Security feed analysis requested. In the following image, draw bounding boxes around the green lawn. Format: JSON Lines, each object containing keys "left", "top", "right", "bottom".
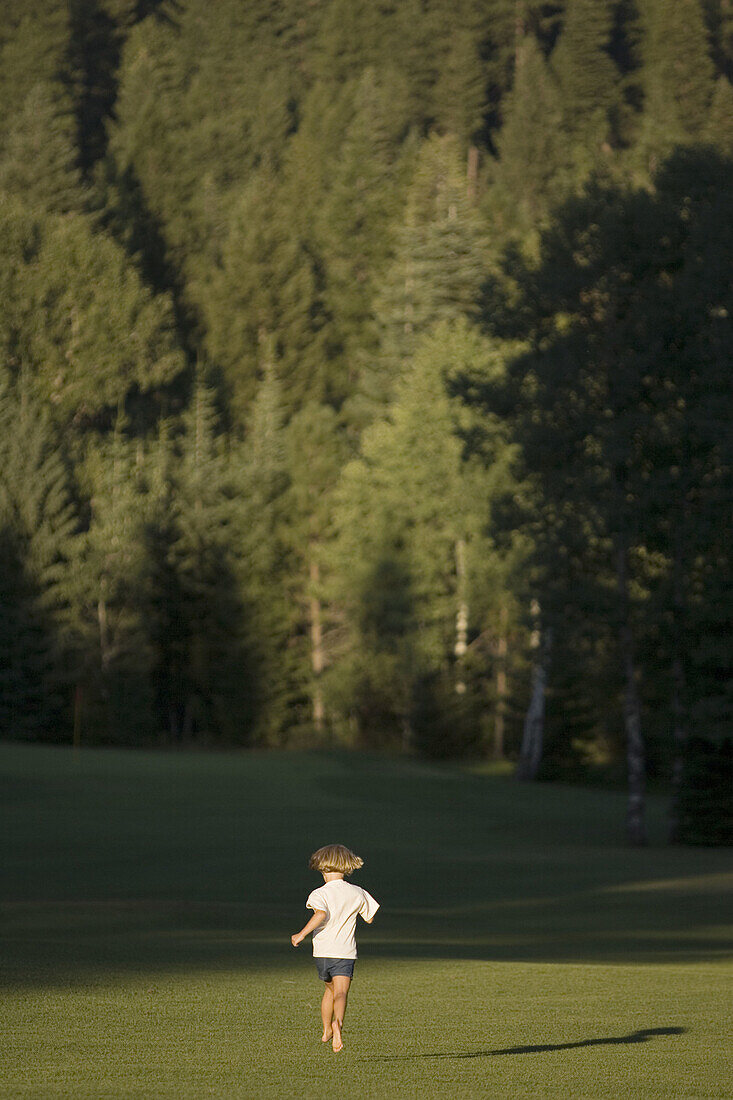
{"left": 1, "top": 743, "right": 731, "bottom": 1098}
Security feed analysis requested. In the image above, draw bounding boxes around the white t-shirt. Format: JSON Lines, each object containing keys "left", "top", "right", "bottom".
{"left": 306, "top": 879, "right": 380, "bottom": 959}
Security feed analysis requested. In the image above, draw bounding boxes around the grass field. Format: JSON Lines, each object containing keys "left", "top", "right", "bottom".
{"left": 1, "top": 743, "right": 732, "bottom": 1098}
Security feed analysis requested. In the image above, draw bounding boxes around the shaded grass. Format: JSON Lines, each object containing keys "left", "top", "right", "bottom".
{"left": 1, "top": 743, "right": 732, "bottom": 1098}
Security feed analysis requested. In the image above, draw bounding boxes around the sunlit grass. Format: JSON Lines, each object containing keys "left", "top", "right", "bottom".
{"left": 2, "top": 743, "right": 731, "bottom": 1098}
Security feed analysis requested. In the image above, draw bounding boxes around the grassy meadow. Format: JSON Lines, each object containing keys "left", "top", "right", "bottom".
{"left": 1, "top": 743, "right": 731, "bottom": 1098}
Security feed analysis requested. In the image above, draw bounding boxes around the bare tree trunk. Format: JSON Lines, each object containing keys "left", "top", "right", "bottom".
{"left": 454, "top": 539, "right": 468, "bottom": 694}
{"left": 517, "top": 600, "right": 550, "bottom": 780}
{"left": 309, "top": 557, "right": 324, "bottom": 734}
{"left": 494, "top": 604, "right": 508, "bottom": 759}
{"left": 467, "top": 145, "right": 479, "bottom": 202}
{"left": 616, "top": 542, "right": 647, "bottom": 846}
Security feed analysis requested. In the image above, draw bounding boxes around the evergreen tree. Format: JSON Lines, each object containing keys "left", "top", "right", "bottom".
{"left": 0, "top": 0, "right": 729, "bottom": 767}
{"left": 550, "top": 0, "right": 619, "bottom": 176}
{"left": 284, "top": 401, "right": 350, "bottom": 741}
{"left": 146, "top": 380, "right": 255, "bottom": 743}
{"left": 0, "top": 82, "right": 86, "bottom": 214}
{"left": 0, "top": 369, "right": 78, "bottom": 739}
{"left": 62, "top": 424, "right": 155, "bottom": 743}
{"left": 333, "top": 320, "right": 517, "bottom": 754}
{"left": 0, "top": 200, "right": 183, "bottom": 426}
{"left": 0, "top": 5, "right": 87, "bottom": 214}
{"left": 201, "top": 168, "right": 330, "bottom": 421}
{"left": 707, "top": 76, "right": 733, "bottom": 154}
{"left": 0, "top": 528, "right": 65, "bottom": 740}
{"left": 231, "top": 354, "right": 298, "bottom": 745}
{"left": 432, "top": 27, "right": 488, "bottom": 147}
{"left": 68, "top": 0, "right": 138, "bottom": 173}
{"left": 485, "top": 34, "right": 567, "bottom": 248}
{"left": 0, "top": 6, "right": 73, "bottom": 127}
{"left": 315, "top": 69, "right": 403, "bottom": 379}
{"left": 635, "top": 0, "right": 716, "bottom": 176}
{"left": 362, "top": 134, "right": 486, "bottom": 421}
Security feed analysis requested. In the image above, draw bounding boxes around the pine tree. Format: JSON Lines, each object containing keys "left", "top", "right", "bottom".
{"left": 67, "top": 0, "right": 138, "bottom": 173}
{"left": 202, "top": 167, "right": 331, "bottom": 421}
{"left": 432, "top": 27, "right": 488, "bottom": 147}
{"left": 361, "top": 134, "right": 486, "bottom": 421}
{"left": 0, "top": 6, "right": 87, "bottom": 214}
{"left": 0, "top": 200, "right": 183, "bottom": 426}
{"left": 0, "top": 369, "right": 78, "bottom": 739}
{"left": 0, "top": 5, "right": 73, "bottom": 127}
{"left": 149, "top": 379, "right": 254, "bottom": 742}
{"left": 635, "top": 0, "right": 716, "bottom": 176}
{"left": 332, "top": 319, "right": 517, "bottom": 753}
{"left": 315, "top": 69, "right": 402, "bottom": 377}
{"left": 550, "top": 0, "right": 619, "bottom": 177}
{"left": 0, "top": 528, "right": 65, "bottom": 740}
{"left": 62, "top": 424, "right": 155, "bottom": 743}
{"left": 231, "top": 353, "right": 298, "bottom": 745}
{"left": 707, "top": 76, "right": 733, "bottom": 155}
{"left": 284, "top": 401, "right": 350, "bottom": 741}
{"left": 485, "top": 34, "right": 567, "bottom": 247}
{"left": 0, "top": 82, "right": 86, "bottom": 214}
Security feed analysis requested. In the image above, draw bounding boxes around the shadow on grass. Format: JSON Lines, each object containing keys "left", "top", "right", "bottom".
{"left": 1, "top": 896, "right": 732, "bottom": 991}
{"left": 364, "top": 1026, "right": 687, "bottom": 1061}
{"left": 2, "top": 745, "right": 732, "bottom": 989}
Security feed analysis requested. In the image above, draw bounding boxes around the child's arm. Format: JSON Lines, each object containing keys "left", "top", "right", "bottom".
{"left": 291, "top": 909, "right": 326, "bottom": 947}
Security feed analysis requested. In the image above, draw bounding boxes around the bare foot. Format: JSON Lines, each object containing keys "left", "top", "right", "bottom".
{"left": 321, "top": 1028, "right": 332, "bottom": 1043}
{"left": 332, "top": 1018, "right": 343, "bottom": 1053}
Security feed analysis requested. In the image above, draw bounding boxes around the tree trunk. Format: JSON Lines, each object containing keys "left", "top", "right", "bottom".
{"left": 616, "top": 542, "right": 647, "bottom": 846}
{"left": 517, "top": 600, "right": 550, "bottom": 780}
{"left": 467, "top": 145, "right": 479, "bottom": 202}
{"left": 309, "top": 557, "right": 324, "bottom": 734}
{"left": 494, "top": 604, "right": 508, "bottom": 759}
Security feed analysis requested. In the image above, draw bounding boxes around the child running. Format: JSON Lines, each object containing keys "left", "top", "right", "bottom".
{"left": 291, "top": 844, "right": 379, "bottom": 1053}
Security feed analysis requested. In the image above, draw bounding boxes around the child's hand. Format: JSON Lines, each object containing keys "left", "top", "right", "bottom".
{"left": 291, "top": 933, "right": 303, "bottom": 947}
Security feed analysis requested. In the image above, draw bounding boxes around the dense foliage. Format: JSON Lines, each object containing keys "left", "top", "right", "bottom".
{"left": 0, "top": 0, "right": 730, "bottom": 843}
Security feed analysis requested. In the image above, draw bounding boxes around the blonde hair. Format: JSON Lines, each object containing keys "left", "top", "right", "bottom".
{"left": 309, "top": 844, "right": 364, "bottom": 875}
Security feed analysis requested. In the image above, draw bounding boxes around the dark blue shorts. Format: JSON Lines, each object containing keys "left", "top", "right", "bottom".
{"left": 315, "top": 957, "right": 355, "bottom": 982}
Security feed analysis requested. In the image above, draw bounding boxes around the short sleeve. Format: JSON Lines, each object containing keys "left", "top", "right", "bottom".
{"left": 359, "top": 888, "right": 380, "bottom": 922}
{"left": 306, "top": 887, "right": 328, "bottom": 913}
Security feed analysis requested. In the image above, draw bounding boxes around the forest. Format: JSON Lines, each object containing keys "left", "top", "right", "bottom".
{"left": 0, "top": 0, "right": 731, "bottom": 844}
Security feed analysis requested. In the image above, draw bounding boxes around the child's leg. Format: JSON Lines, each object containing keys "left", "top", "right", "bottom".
{"left": 320, "top": 981, "right": 334, "bottom": 1041}
{"left": 330, "top": 975, "right": 351, "bottom": 1052}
